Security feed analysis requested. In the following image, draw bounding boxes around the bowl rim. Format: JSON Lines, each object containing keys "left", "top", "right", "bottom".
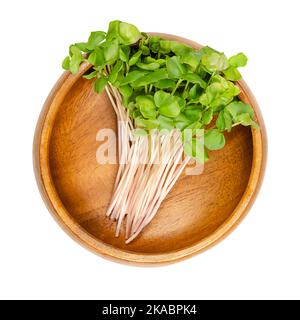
{"left": 33, "top": 33, "right": 267, "bottom": 266}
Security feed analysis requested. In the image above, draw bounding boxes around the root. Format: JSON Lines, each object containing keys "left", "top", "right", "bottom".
{"left": 104, "top": 85, "right": 190, "bottom": 243}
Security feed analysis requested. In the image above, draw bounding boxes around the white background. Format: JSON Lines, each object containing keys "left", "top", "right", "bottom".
{"left": 0, "top": 0, "right": 299, "bottom": 300}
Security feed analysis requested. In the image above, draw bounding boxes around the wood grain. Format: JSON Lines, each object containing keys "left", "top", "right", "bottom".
{"left": 33, "top": 33, "right": 267, "bottom": 265}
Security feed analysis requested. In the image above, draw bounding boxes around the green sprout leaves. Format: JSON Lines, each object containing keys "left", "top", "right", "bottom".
{"left": 102, "top": 40, "right": 119, "bottom": 64}
{"left": 68, "top": 45, "right": 83, "bottom": 74}
{"left": 223, "top": 67, "right": 241, "bottom": 81}
{"left": 184, "top": 105, "right": 202, "bottom": 122}
{"left": 62, "top": 20, "right": 257, "bottom": 163}
{"left": 216, "top": 109, "right": 232, "bottom": 131}
{"left": 94, "top": 76, "right": 108, "bottom": 94}
{"left": 62, "top": 56, "right": 70, "bottom": 70}
{"left": 137, "top": 61, "right": 160, "bottom": 70}
{"left": 223, "top": 52, "right": 247, "bottom": 81}
{"left": 86, "top": 31, "right": 106, "bottom": 50}
{"left": 229, "top": 52, "right": 248, "bottom": 67}
{"left": 226, "top": 101, "right": 258, "bottom": 128}
{"left": 136, "top": 96, "right": 157, "bottom": 119}
{"left": 166, "top": 56, "right": 186, "bottom": 78}
{"left": 108, "top": 60, "right": 123, "bottom": 83}
{"left": 88, "top": 47, "right": 105, "bottom": 66}
{"left": 201, "top": 52, "right": 229, "bottom": 73}
{"left": 183, "top": 130, "right": 209, "bottom": 164}
{"left": 154, "top": 91, "right": 181, "bottom": 118}
{"left": 118, "top": 21, "right": 141, "bottom": 45}
{"left": 128, "top": 50, "right": 142, "bottom": 66}
{"left": 107, "top": 20, "right": 141, "bottom": 45}
{"left": 226, "top": 101, "right": 254, "bottom": 118}
{"left": 204, "top": 129, "right": 225, "bottom": 150}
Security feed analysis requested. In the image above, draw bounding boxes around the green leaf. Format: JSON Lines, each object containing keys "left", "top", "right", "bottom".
{"left": 147, "top": 69, "right": 169, "bottom": 82}
{"left": 159, "top": 39, "right": 192, "bottom": 56}
{"left": 184, "top": 121, "right": 203, "bottom": 135}
{"left": 155, "top": 79, "right": 176, "bottom": 89}
{"left": 144, "top": 57, "right": 165, "bottom": 66}
{"left": 136, "top": 62, "right": 160, "bottom": 70}
{"left": 82, "top": 70, "right": 98, "bottom": 79}
{"left": 201, "top": 52, "right": 229, "bottom": 72}
{"left": 140, "top": 44, "right": 150, "bottom": 55}
{"left": 223, "top": 66, "right": 241, "bottom": 81}
{"left": 69, "top": 45, "right": 81, "bottom": 56}
{"left": 166, "top": 56, "right": 186, "bottom": 79}
{"left": 229, "top": 52, "right": 248, "bottom": 67}
{"left": 210, "top": 74, "right": 240, "bottom": 95}
{"left": 106, "top": 20, "right": 141, "bottom": 45}
{"left": 120, "top": 70, "right": 147, "bottom": 85}
{"left": 119, "top": 85, "right": 133, "bottom": 104}
{"left": 109, "top": 61, "right": 123, "bottom": 83}
{"left": 170, "top": 41, "right": 193, "bottom": 56}
{"left": 159, "top": 40, "right": 172, "bottom": 54}
{"left": 183, "top": 137, "right": 208, "bottom": 164}
{"left": 119, "top": 45, "right": 130, "bottom": 62}
{"left": 132, "top": 68, "right": 168, "bottom": 87}
{"left": 199, "top": 46, "right": 219, "bottom": 58}
{"left": 136, "top": 95, "right": 157, "bottom": 119}
{"left": 176, "top": 96, "right": 186, "bottom": 111}
{"left": 135, "top": 117, "right": 159, "bottom": 129}
{"left": 106, "top": 20, "right": 121, "bottom": 41}
{"left": 157, "top": 115, "right": 174, "bottom": 131}
{"left": 93, "top": 77, "right": 108, "bottom": 94}
{"left": 235, "top": 113, "right": 259, "bottom": 128}
{"left": 200, "top": 80, "right": 239, "bottom": 110}
{"left": 119, "top": 84, "right": 133, "bottom": 98}
{"left": 174, "top": 113, "right": 192, "bottom": 130}
{"left": 202, "top": 108, "right": 213, "bottom": 125}
{"left": 189, "top": 84, "right": 200, "bottom": 100}
{"left": 75, "top": 42, "right": 89, "bottom": 52}
{"left": 88, "top": 47, "right": 105, "bottom": 67}
{"left": 157, "top": 103, "right": 181, "bottom": 119}
{"left": 87, "top": 51, "right": 97, "bottom": 65}
{"left": 62, "top": 56, "right": 70, "bottom": 70}
{"left": 118, "top": 21, "right": 141, "bottom": 45}
{"left": 126, "top": 102, "right": 136, "bottom": 112}
{"left": 69, "top": 52, "right": 82, "bottom": 74}
{"left": 86, "top": 31, "right": 106, "bottom": 50}
{"left": 182, "top": 73, "right": 206, "bottom": 88}
{"left": 154, "top": 91, "right": 181, "bottom": 118}
{"left": 216, "top": 110, "right": 232, "bottom": 131}
{"left": 226, "top": 101, "right": 254, "bottom": 119}
{"left": 200, "top": 83, "right": 223, "bottom": 106}
{"left": 128, "top": 50, "right": 142, "bottom": 66}
{"left": 103, "top": 40, "right": 119, "bottom": 64}
{"left": 184, "top": 105, "right": 202, "bottom": 122}
{"left": 181, "top": 51, "right": 202, "bottom": 71}
{"left": 204, "top": 129, "right": 225, "bottom": 150}
{"left": 131, "top": 108, "right": 141, "bottom": 118}
{"left": 107, "top": 20, "right": 141, "bottom": 45}
{"left": 149, "top": 36, "right": 161, "bottom": 53}
{"left": 235, "top": 113, "right": 253, "bottom": 126}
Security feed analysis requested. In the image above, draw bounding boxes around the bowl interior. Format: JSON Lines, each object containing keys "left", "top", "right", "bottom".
{"left": 48, "top": 75, "right": 253, "bottom": 254}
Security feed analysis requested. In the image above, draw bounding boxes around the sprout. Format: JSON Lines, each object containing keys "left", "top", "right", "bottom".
{"left": 62, "top": 20, "right": 257, "bottom": 243}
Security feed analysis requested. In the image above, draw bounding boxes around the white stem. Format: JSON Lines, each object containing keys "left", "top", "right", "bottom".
{"left": 104, "top": 86, "right": 190, "bottom": 244}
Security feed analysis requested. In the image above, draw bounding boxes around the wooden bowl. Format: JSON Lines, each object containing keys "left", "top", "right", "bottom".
{"left": 33, "top": 34, "right": 267, "bottom": 265}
